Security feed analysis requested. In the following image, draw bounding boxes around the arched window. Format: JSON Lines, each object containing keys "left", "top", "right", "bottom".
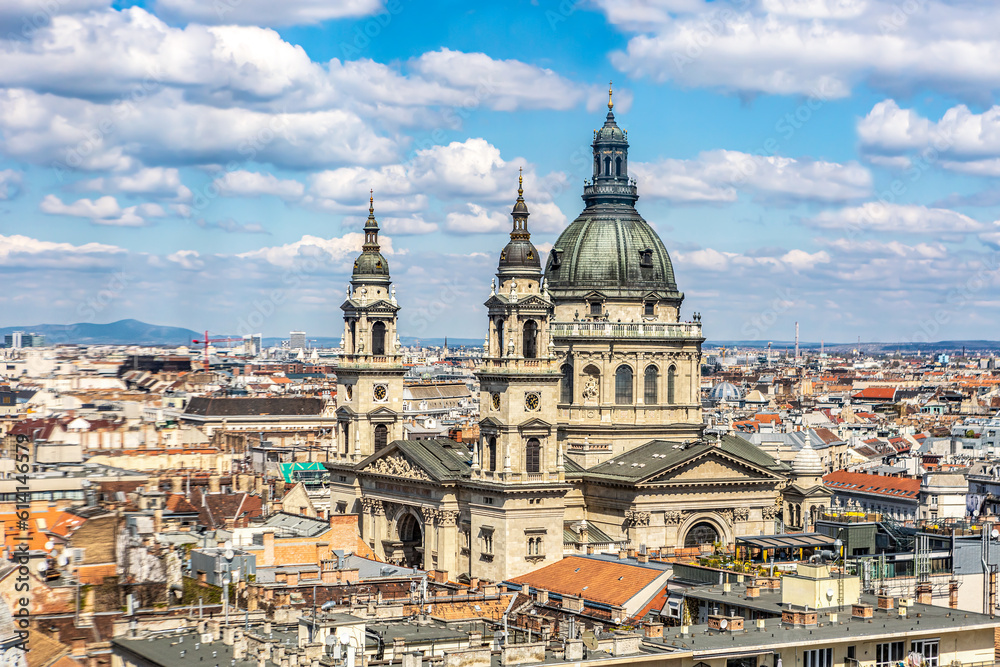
{"left": 525, "top": 438, "right": 541, "bottom": 473}
{"left": 560, "top": 364, "right": 574, "bottom": 404}
{"left": 667, "top": 365, "right": 676, "bottom": 405}
{"left": 615, "top": 365, "right": 633, "bottom": 404}
{"left": 488, "top": 437, "right": 497, "bottom": 472}
{"left": 496, "top": 318, "right": 505, "bottom": 357}
{"left": 615, "top": 156, "right": 622, "bottom": 176}
{"left": 372, "top": 321, "right": 386, "bottom": 355}
{"left": 644, "top": 365, "right": 658, "bottom": 405}
{"left": 374, "top": 424, "right": 388, "bottom": 452}
{"left": 523, "top": 320, "right": 537, "bottom": 359}
{"left": 342, "top": 423, "right": 350, "bottom": 454}
{"left": 604, "top": 156, "right": 611, "bottom": 175}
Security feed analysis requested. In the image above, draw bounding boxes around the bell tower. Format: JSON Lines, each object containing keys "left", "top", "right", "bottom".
{"left": 475, "top": 173, "right": 563, "bottom": 480}
{"left": 335, "top": 193, "right": 406, "bottom": 461}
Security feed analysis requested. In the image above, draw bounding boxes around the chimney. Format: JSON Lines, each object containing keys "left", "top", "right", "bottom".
{"left": 617, "top": 549, "right": 627, "bottom": 560}
{"left": 171, "top": 477, "right": 184, "bottom": 493}
{"left": 535, "top": 589, "right": 549, "bottom": 606}
{"left": 562, "top": 595, "right": 584, "bottom": 613}
{"left": 321, "top": 560, "right": 336, "bottom": 584}
{"left": 877, "top": 594, "right": 895, "bottom": 610}
{"left": 263, "top": 531, "right": 275, "bottom": 567}
{"left": 746, "top": 584, "right": 760, "bottom": 599}
{"left": 209, "top": 475, "right": 221, "bottom": 493}
{"left": 851, "top": 603, "right": 874, "bottom": 619}
{"left": 637, "top": 553, "right": 649, "bottom": 563}
{"left": 916, "top": 583, "right": 932, "bottom": 605}
{"left": 644, "top": 623, "right": 663, "bottom": 639}
{"left": 153, "top": 508, "right": 163, "bottom": 534}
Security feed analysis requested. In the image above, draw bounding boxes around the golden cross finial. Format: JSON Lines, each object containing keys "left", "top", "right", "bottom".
{"left": 369, "top": 189, "right": 374, "bottom": 214}
{"left": 518, "top": 167, "right": 523, "bottom": 196}
{"left": 608, "top": 80, "right": 614, "bottom": 110}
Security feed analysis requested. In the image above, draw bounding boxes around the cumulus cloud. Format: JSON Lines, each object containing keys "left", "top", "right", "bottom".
{"left": 237, "top": 232, "right": 396, "bottom": 268}
{"left": 808, "top": 203, "right": 987, "bottom": 234}
{"left": 0, "top": 233, "right": 125, "bottom": 269}
{"left": 40, "top": 194, "right": 165, "bottom": 226}
{"left": 597, "top": 0, "right": 1000, "bottom": 100}
{"left": 632, "top": 150, "right": 871, "bottom": 204}
{"left": 77, "top": 167, "right": 191, "bottom": 200}
{"left": 213, "top": 171, "right": 305, "bottom": 200}
{"left": 444, "top": 203, "right": 509, "bottom": 234}
{"left": 151, "top": 0, "right": 382, "bottom": 27}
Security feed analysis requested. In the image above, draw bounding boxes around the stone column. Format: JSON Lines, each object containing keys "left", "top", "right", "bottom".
{"left": 438, "top": 510, "right": 459, "bottom": 581}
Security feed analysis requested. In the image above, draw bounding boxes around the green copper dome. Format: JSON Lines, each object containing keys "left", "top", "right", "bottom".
{"left": 544, "top": 88, "right": 682, "bottom": 302}
{"left": 545, "top": 212, "right": 679, "bottom": 299}
{"left": 351, "top": 195, "right": 391, "bottom": 284}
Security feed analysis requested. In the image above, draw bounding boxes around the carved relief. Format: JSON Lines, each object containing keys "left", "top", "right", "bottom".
{"left": 625, "top": 510, "right": 651, "bottom": 527}
{"left": 362, "top": 453, "right": 431, "bottom": 481}
{"left": 762, "top": 505, "right": 779, "bottom": 520}
{"left": 361, "top": 498, "right": 384, "bottom": 516}
{"left": 719, "top": 508, "right": 734, "bottom": 523}
{"left": 582, "top": 377, "right": 600, "bottom": 402}
{"left": 420, "top": 506, "right": 442, "bottom": 524}
{"left": 439, "top": 510, "right": 459, "bottom": 526}
{"left": 733, "top": 507, "right": 749, "bottom": 522}
{"left": 663, "top": 510, "right": 684, "bottom": 525}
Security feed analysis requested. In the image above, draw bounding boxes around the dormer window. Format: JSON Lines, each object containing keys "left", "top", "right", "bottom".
{"left": 550, "top": 249, "right": 562, "bottom": 268}
{"left": 639, "top": 248, "right": 653, "bottom": 267}
{"left": 644, "top": 301, "right": 655, "bottom": 317}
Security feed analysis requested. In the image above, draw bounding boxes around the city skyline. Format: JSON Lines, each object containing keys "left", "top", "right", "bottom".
{"left": 2, "top": 0, "right": 1000, "bottom": 342}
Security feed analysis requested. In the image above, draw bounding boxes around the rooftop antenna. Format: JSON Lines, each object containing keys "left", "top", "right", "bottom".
{"left": 795, "top": 322, "right": 799, "bottom": 360}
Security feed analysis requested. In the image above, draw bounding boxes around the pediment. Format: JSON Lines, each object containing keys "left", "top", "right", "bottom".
{"left": 643, "top": 450, "right": 782, "bottom": 486}
{"left": 341, "top": 298, "right": 399, "bottom": 313}
{"left": 517, "top": 417, "right": 553, "bottom": 431}
{"left": 366, "top": 405, "right": 398, "bottom": 419}
{"left": 479, "top": 416, "right": 503, "bottom": 428}
{"left": 357, "top": 445, "right": 433, "bottom": 482}
{"left": 583, "top": 290, "right": 606, "bottom": 301}
{"left": 336, "top": 405, "right": 356, "bottom": 417}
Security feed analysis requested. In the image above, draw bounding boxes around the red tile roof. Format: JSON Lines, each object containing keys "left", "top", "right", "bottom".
{"left": 823, "top": 471, "right": 920, "bottom": 499}
{"left": 510, "top": 556, "right": 663, "bottom": 607}
{"left": 852, "top": 387, "right": 897, "bottom": 400}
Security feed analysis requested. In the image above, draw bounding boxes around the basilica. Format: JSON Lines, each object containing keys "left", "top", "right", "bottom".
{"left": 325, "top": 91, "right": 823, "bottom": 583}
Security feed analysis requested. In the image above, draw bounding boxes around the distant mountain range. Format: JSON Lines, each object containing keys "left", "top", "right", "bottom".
{"left": 2, "top": 319, "right": 997, "bottom": 352}
{"left": 0, "top": 319, "right": 201, "bottom": 345}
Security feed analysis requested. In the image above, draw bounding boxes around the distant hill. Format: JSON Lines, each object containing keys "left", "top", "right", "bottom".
{"left": 0, "top": 319, "right": 201, "bottom": 345}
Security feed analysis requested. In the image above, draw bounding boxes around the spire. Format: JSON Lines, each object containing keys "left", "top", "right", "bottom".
{"left": 608, "top": 79, "right": 614, "bottom": 111}
{"left": 510, "top": 167, "right": 530, "bottom": 240}
{"left": 363, "top": 189, "right": 380, "bottom": 251}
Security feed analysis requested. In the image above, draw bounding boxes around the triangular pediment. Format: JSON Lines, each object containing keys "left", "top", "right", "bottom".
{"left": 517, "top": 417, "right": 553, "bottom": 430}
{"left": 643, "top": 449, "right": 783, "bottom": 486}
{"left": 356, "top": 443, "right": 434, "bottom": 482}
{"left": 366, "top": 405, "right": 398, "bottom": 419}
{"left": 479, "top": 416, "right": 503, "bottom": 428}
{"left": 341, "top": 298, "right": 399, "bottom": 313}
{"left": 336, "top": 405, "right": 356, "bottom": 417}
{"left": 583, "top": 290, "right": 606, "bottom": 301}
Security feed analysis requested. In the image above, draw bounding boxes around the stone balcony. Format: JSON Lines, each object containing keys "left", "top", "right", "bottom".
{"left": 549, "top": 320, "right": 702, "bottom": 340}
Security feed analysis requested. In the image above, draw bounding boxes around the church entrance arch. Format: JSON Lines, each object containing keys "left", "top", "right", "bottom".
{"left": 677, "top": 513, "right": 731, "bottom": 550}
{"left": 391, "top": 509, "right": 424, "bottom": 569}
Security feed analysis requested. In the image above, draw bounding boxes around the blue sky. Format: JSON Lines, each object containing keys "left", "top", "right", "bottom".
{"left": 2, "top": 0, "right": 1000, "bottom": 344}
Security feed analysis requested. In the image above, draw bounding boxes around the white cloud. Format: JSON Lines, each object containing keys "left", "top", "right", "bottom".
{"left": 151, "top": 0, "right": 382, "bottom": 27}
{"left": 0, "top": 169, "right": 22, "bottom": 199}
{"left": 237, "top": 233, "right": 397, "bottom": 268}
{"left": 818, "top": 238, "right": 949, "bottom": 259}
{"left": 78, "top": 167, "right": 191, "bottom": 200}
{"left": 213, "top": 171, "right": 305, "bottom": 200}
{"left": 809, "top": 203, "right": 987, "bottom": 234}
{"left": 444, "top": 203, "right": 509, "bottom": 234}
{"left": 633, "top": 150, "right": 871, "bottom": 204}
{"left": 39, "top": 194, "right": 165, "bottom": 226}
{"left": 378, "top": 215, "right": 438, "bottom": 235}
{"left": 0, "top": 0, "right": 109, "bottom": 33}
{"left": 167, "top": 249, "right": 204, "bottom": 270}
{"left": 598, "top": 0, "right": 1000, "bottom": 100}
{"left": 674, "top": 246, "right": 830, "bottom": 272}
{"left": 0, "top": 233, "right": 124, "bottom": 269}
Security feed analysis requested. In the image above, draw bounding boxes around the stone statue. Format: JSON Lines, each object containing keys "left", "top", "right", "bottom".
{"left": 582, "top": 376, "right": 599, "bottom": 401}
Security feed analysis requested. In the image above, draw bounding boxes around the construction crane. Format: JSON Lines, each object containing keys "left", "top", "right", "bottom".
{"left": 192, "top": 330, "right": 242, "bottom": 369}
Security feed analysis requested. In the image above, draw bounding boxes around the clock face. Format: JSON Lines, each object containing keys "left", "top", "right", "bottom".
{"left": 374, "top": 384, "right": 388, "bottom": 401}
{"left": 525, "top": 392, "right": 540, "bottom": 411}
{"left": 492, "top": 393, "right": 501, "bottom": 410}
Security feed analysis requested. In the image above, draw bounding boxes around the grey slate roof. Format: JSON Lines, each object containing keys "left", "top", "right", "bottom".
{"left": 184, "top": 396, "right": 326, "bottom": 416}
{"left": 584, "top": 434, "right": 787, "bottom": 484}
